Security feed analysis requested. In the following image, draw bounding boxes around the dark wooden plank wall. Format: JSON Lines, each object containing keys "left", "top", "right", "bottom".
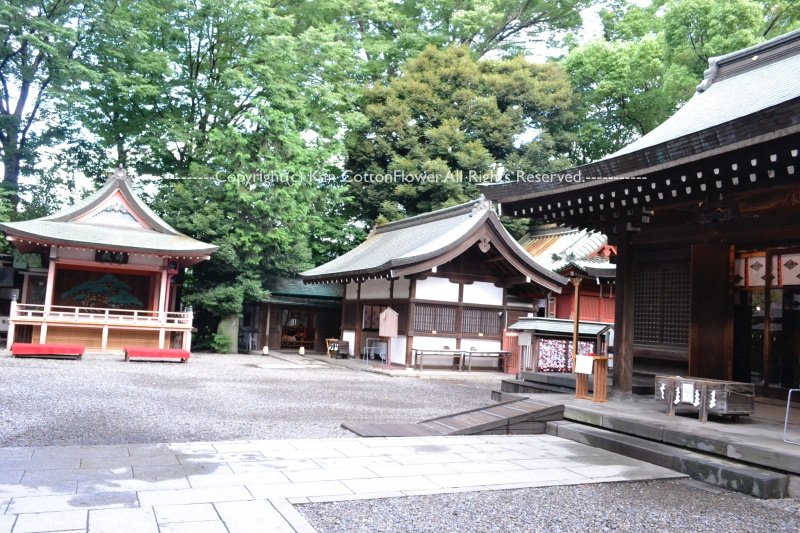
{"left": 689, "top": 244, "right": 734, "bottom": 379}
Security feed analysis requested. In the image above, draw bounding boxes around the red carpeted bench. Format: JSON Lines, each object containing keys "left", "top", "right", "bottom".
{"left": 124, "top": 347, "right": 190, "bottom": 363}
{"left": 12, "top": 343, "right": 85, "bottom": 359}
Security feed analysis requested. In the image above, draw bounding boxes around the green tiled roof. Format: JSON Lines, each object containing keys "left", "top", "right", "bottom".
{"left": 301, "top": 198, "right": 566, "bottom": 290}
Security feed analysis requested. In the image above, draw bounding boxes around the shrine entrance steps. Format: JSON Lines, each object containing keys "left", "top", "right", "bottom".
{"left": 489, "top": 392, "right": 798, "bottom": 499}
{"left": 341, "top": 398, "right": 564, "bottom": 438}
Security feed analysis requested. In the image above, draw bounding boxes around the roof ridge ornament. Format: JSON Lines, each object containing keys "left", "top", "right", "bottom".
{"left": 110, "top": 166, "right": 129, "bottom": 182}
{"left": 696, "top": 57, "right": 720, "bottom": 93}
{"left": 471, "top": 196, "right": 491, "bottom": 216}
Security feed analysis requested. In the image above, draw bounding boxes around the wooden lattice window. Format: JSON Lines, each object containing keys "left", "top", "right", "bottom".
{"left": 414, "top": 304, "right": 456, "bottom": 333}
{"left": 634, "top": 261, "right": 690, "bottom": 346}
{"left": 461, "top": 308, "right": 502, "bottom": 336}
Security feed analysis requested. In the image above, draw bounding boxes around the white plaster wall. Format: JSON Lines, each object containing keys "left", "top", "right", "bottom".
{"left": 359, "top": 278, "right": 391, "bottom": 299}
{"left": 342, "top": 330, "right": 356, "bottom": 355}
{"left": 460, "top": 339, "right": 502, "bottom": 351}
{"left": 394, "top": 277, "right": 411, "bottom": 298}
{"left": 390, "top": 336, "right": 407, "bottom": 365}
{"left": 411, "top": 335, "right": 458, "bottom": 351}
{"left": 345, "top": 282, "right": 358, "bottom": 300}
{"left": 462, "top": 281, "right": 503, "bottom": 306}
{"left": 415, "top": 277, "right": 459, "bottom": 302}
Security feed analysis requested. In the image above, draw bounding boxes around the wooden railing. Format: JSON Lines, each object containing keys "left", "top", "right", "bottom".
{"left": 11, "top": 303, "right": 193, "bottom": 328}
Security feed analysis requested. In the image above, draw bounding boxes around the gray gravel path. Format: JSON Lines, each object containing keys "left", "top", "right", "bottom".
{"left": 0, "top": 352, "right": 498, "bottom": 447}
{"left": 298, "top": 480, "right": 800, "bottom": 533}
{"left": 2, "top": 351, "right": 798, "bottom": 532}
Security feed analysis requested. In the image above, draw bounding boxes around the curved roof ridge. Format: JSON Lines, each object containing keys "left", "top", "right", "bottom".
{"left": 372, "top": 197, "right": 489, "bottom": 234}
{"left": 42, "top": 168, "right": 180, "bottom": 235}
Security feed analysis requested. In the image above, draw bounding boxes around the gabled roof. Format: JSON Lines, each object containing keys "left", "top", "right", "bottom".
{"left": 0, "top": 168, "right": 217, "bottom": 261}
{"left": 482, "top": 29, "right": 800, "bottom": 207}
{"left": 301, "top": 198, "right": 566, "bottom": 292}
{"left": 508, "top": 316, "right": 612, "bottom": 336}
{"left": 520, "top": 227, "right": 616, "bottom": 280}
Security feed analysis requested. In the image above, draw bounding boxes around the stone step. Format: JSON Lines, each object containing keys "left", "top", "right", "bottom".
{"left": 547, "top": 420, "right": 791, "bottom": 499}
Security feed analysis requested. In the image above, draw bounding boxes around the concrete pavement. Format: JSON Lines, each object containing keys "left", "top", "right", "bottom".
{"left": 0, "top": 434, "right": 684, "bottom": 532}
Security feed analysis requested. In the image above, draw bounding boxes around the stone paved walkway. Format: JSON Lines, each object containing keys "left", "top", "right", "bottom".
{"left": 0, "top": 434, "right": 683, "bottom": 532}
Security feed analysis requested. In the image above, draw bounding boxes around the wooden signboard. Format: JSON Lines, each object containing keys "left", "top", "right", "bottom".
{"left": 379, "top": 308, "right": 399, "bottom": 338}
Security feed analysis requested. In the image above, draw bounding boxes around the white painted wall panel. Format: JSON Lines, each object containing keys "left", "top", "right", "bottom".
{"left": 390, "top": 336, "right": 406, "bottom": 365}
{"left": 415, "top": 277, "right": 459, "bottom": 302}
{"left": 411, "top": 336, "right": 458, "bottom": 351}
{"left": 345, "top": 282, "right": 358, "bottom": 300}
{"left": 342, "top": 330, "right": 356, "bottom": 355}
{"left": 462, "top": 281, "right": 503, "bottom": 306}
{"left": 394, "top": 277, "right": 411, "bottom": 298}
{"left": 360, "top": 278, "right": 391, "bottom": 299}
{"left": 460, "top": 339, "right": 502, "bottom": 351}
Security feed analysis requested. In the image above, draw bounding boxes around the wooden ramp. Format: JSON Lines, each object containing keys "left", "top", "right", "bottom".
{"left": 342, "top": 398, "right": 564, "bottom": 437}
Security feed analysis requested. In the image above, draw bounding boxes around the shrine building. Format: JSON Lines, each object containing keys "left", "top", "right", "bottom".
{"left": 0, "top": 168, "right": 217, "bottom": 352}
{"left": 483, "top": 30, "right": 800, "bottom": 399}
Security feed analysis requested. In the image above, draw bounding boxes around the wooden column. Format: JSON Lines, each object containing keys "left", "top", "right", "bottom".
{"left": 570, "top": 276, "right": 582, "bottom": 370}
{"left": 157, "top": 269, "right": 168, "bottom": 317}
{"left": 612, "top": 234, "right": 635, "bottom": 394}
{"left": 354, "top": 281, "right": 362, "bottom": 359}
{"left": 40, "top": 252, "right": 57, "bottom": 344}
{"left": 405, "top": 278, "right": 415, "bottom": 368}
{"left": 6, "top": 296, "right": 16, "bottom": 350}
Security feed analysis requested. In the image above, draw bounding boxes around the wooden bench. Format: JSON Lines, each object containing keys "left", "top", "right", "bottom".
{"left": 12, "top": 343, "right": 85, "bottom": 360}
{"left": 124, "top": 347, "right": 190, "bottom": 363}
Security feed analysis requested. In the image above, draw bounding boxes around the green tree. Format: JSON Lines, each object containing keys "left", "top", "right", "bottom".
{"left": 0, "top": 0, "right": 95, "bottom": 204}
{"left": 563, "top": 0, "right": 777, "bottom": 162}
{"left": 346, "top": 45, "right": 575, "bottom": 224}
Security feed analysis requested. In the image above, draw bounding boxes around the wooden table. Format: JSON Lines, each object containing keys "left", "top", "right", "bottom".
{"left": 464, "top": 350, "right": 511, "bottom": 372}
{"left": 414, "top": 349, "right": 465, "bottom": 371}
{"left": 655, "top": 375, "right": 754, "bottom": 422}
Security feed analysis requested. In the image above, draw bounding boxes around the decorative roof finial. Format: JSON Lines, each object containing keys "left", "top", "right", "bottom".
{"left": 111, "top": 166, "right": 128, "bottom": 181}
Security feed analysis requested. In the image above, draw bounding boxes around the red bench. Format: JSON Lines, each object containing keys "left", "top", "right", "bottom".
{"left": 12, "top": 343, "right": 85, "bottom": 359}
{"left": 124, "top": 347, "right": 190, "bottom": 363}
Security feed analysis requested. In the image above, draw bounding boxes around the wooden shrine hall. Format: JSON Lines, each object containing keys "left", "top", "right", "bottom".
{"left": 484, "top": 30, "right": 800, "bottom": 399}
{"left": 0, "top": 168, "right": 217, "bottom": 354}
{"left": 301, "top": 198, "right": 567, "bottom": 368}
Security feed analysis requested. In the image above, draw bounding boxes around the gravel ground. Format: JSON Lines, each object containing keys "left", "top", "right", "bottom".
{"left": 2, "top": 351, "right": 798, "bottom": 532}
{"left": 0, "top": 351, "right": 498, "bottom": 447}
{"left": 298, "top": 480, "right": 800, "bottom": 533}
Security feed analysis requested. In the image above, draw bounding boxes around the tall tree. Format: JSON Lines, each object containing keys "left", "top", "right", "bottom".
{"left": 0, "top": 0, "right": 95, "bottom": 204}
{"left": 562, "top": 0, "right": 780, "bottom": 163}
{"left": 346, "top": 45, "right": 575, "bottom": 224}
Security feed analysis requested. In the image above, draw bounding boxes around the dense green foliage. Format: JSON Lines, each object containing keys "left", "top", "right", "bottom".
{"left": 563, "top": 0, "right": 800, "bottom": 162}
{"left": 346, "top": 45, "right": 575, "bottom": 223}
{"left": 2, "top": 0, "right": 795, "bottom": 332}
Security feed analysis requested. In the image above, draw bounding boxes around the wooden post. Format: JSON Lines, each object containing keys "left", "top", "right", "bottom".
{"left": 6, "top": 295, "right": 16, "bottom": 350}
{"left": 158, "top": 269, "right": 168, "bottom": 320}
{"left": 570, "top": 276, "right": 582, "bottom": 371}
{"left": 43, "top": 252, "right": 56, "bottom": 314}
{"left": 101, "top": 325, "right": 109, "bottom": 352}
